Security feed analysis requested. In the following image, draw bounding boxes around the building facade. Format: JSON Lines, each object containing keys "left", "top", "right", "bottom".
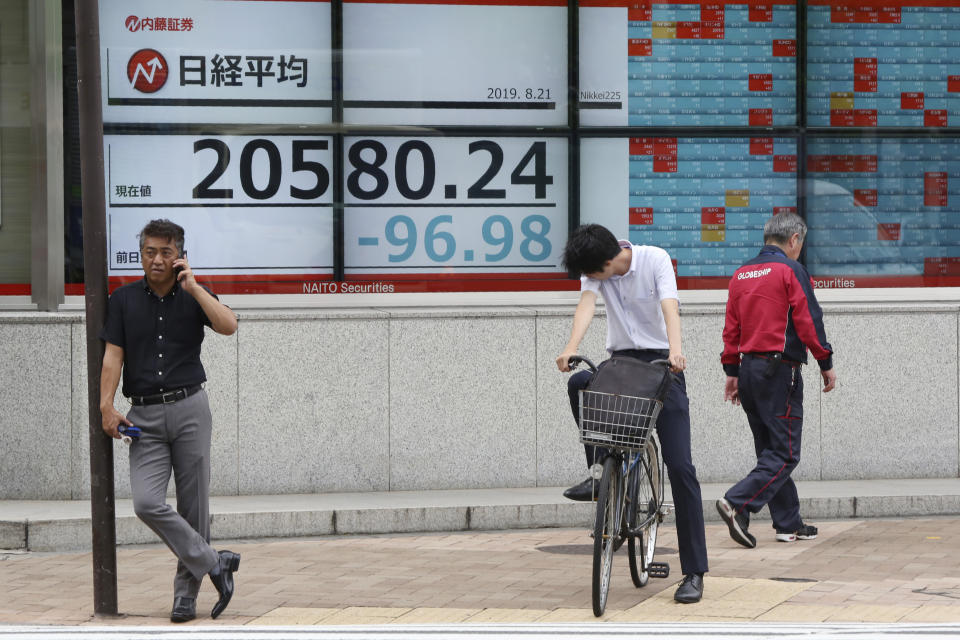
{"left": 2, "top": 0, "right": 959, "bottom": 500}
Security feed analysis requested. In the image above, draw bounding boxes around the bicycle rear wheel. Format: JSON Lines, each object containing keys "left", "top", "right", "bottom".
{"left": 592, "top": 454, "right": 621, "bottom": 617}
{"left": 628, "top": 437, "right": 662, "bottom": 588}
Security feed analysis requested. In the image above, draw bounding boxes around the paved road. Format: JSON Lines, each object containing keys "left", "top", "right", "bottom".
{"left": 2, "top": 517, "right": 960, "bottom": 627}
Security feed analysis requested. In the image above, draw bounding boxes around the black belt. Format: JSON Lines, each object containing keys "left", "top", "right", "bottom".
{"left": 129, "top": 384, "right": 202, "bottom": 406}
{"left": 613, "top": 348, "right": 669, "bottom": 359}
{"left": 743, "top": 352, "right": 802, "bottom": 367}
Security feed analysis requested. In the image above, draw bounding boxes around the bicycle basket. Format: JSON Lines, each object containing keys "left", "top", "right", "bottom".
{"left": 577, "top": 356, "right": 672, "bottom": 451}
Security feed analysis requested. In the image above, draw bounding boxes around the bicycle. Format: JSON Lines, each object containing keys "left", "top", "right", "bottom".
{"left": 568, "top": 355, "right": 672, "bottom": 617}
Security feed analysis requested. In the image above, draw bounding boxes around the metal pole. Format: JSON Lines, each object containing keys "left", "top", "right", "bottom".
{"left": 74, "top": 0, "right": 118, "bottom": 615}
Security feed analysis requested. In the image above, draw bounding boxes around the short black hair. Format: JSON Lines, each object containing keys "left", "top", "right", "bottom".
{"left": 138, "top": 219, "right": 185, "bottom": 255}
{"left": 562, "top": 224, "right": 621, "bottom": 275}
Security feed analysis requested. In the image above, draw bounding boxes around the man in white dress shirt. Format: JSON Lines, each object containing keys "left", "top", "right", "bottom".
{"left": 556, "top": 224, "right": 708, "bottom": 604}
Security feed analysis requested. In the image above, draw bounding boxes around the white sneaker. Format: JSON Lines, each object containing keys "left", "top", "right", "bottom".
{"left": 776, "top": 524, "right": 818, "bottom": 542}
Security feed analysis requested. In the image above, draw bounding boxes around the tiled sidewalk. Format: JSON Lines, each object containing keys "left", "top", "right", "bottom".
{"left": 2, "top": 517, "right": 960, "bottom": 626}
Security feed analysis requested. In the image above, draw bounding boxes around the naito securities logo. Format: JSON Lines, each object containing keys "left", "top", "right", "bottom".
{"left": 124, "top": 12, "right": 194, "bottom": 94}
{"left": 120, "top": 13, "right": 308, "bottom": 95}
{"left": 125, "top": 15, "right": 195, "bottom": 33}
{"left": 127, "top": 49, "right": 168, "bottom": 93}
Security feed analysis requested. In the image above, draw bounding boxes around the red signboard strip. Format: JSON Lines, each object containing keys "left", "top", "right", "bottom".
{"left": 0, "top": 284, "right": 30, "bottom": 295}
{"left": 94, "top": 273, "right": 577, "bottom": 295}
{"left": 809, "top": 0, "right": 960, "bottom": 6}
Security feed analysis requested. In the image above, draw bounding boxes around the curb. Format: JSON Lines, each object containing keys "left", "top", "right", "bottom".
{"left": 4, "top": 483, "right": 960, "bottom": 552}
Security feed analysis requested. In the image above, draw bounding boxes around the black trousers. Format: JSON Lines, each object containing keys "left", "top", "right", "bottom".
{"left": 567, "top": 350, "right": 708, "bottom": 575}
{"left": 724, "top": 354, "right": 804, "bottom": 533}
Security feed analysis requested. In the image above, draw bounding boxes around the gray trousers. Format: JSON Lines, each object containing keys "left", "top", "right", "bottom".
{"left": 127, "top": 388, "right": 219, "bottom": 599}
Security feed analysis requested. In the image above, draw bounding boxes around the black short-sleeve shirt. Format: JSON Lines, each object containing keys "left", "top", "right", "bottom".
{"left": 100, "top": 278, "right": 216, "bottom": 397}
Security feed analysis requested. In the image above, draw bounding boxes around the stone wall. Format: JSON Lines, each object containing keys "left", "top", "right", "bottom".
{"left": 0, "top": 302, "right": 956, "bottom": 500}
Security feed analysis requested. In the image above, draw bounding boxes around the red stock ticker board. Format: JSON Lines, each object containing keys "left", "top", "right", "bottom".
{"left": 808, "top": 1, "right": 960, "bottom": 127}
{"left": 577, "top": 1, "right": 798, "bottom": 126}
{"left": 627, "top": 137, "right": 798, "bottom": 284}
{"left": 806, "top": 138, "right": 960, "bottom": 286}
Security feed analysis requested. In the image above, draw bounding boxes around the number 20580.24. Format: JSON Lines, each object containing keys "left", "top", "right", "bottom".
{"left": 191, "top": 138, "right": 555, "bottom": 203}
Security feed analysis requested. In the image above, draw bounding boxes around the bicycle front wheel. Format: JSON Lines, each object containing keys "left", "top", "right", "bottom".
{"left": 592, "top": 454, "right": 621, "bottom": 617}
{"left": 628, "top": 437, "right": 662, "bottom": 588}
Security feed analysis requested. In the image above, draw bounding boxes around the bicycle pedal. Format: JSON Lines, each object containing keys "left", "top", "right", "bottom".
{"left": 647, "top": 562, "right": 670, "bottom": 578}
{"left": 660, "top": 502, "right": 675, "bottom": 516}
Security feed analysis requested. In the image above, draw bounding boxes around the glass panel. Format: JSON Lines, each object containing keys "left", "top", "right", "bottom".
{"left": 64, "top": 1, "right": 82, "bottom": 290}
{"left": 806, "top": 137, "right": 960, "bottom": 286}
{"left": 807, "top": 1, "right": 960, "bottom": 128}
{"left": 580, "top": 1, "right": 797, "bottom": 126}
{"left": 105, "top": 134, "right": 334, "bottom": 293}
{"left": 343, "top": 135, "right": 569, "bottom": 292}
{"left": 96, "top": 0, "right": 334, "bottom": 295}
{"left": 343, "top": 0, "right": 567, "bottom": 126}
{"left": 581, "top": 136, "right": 798, "bottom": 288}
{"left": 98, "top": 0, "right": 332, "bottom": 125}
{"left": 0, "top": 0, "right": 32, "bottom": 295}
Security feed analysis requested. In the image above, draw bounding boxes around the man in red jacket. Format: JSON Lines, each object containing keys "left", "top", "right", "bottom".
{"left": 716, "top": 212, "right": 837, "bottom": 548}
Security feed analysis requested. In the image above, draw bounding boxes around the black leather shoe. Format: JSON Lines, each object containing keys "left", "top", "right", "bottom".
{"left": 170, "top": 596, "right": 196, "bottom": 623}
{"left": 563, "top": 478, "right": 594, "bottom": 502}
{"left": 716, "top": 498, "right": 757, "bottom": 548}
{"left": 209, "top": 550, "right": 240, "bottom": 619}
{"left": 674, "top": 574, "right": 703, "bottom": 603}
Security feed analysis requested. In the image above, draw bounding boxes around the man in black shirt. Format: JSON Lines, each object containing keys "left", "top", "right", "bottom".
{"left": 99, "top": 219, "right": 240, "bottom": 622}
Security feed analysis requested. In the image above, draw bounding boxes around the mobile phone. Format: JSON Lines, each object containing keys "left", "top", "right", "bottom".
{"left": 119, "top": 424, "right": 141, "bottom": 445}
{"left": 174, "top": 250, "right": 187, "bottom": 278}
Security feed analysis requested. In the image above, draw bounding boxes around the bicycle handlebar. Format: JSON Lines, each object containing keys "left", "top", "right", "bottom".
{"left": 651, "top": 358, "right": 680, "bottom": 384}
{"left": 567, "top": 355, "right": 597, "bottom": 373}
{"left": 568, "top": 356, "right": 677, "bottom": 381}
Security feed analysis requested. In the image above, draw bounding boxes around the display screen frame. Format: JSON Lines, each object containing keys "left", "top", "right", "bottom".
{"left": 52, "top": 0, "right": 960, "bottom": 299}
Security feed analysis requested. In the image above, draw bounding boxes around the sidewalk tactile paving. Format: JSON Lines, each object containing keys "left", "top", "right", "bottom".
{"left": 824, "top": 604, "right": 919, "bottom": 622}
{"left": 319, "top": 607, "right": 412, "bottom": 625}
{"left": 756, "top": 603, "right": 843, "bottom": 622}
{"left": 462, "top": 608, "right": 551, "bottom": 623}
{"left": 536, "top": 608, "right": 610, "bottom": 622}
{"left": 391, "top": 608, "right": 481, "bottom": 623}
{"left": 901, "top": 606, "right": 960, "bottom": 622}
{"left": 248, "top": 607, "right": 339, "bottom": 625}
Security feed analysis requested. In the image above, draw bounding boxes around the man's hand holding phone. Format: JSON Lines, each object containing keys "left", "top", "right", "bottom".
{"left": 173, "top": 252, "right": 199, "bottom": 294}
{"left": 101, "top": 403, "right": 133, "bottom": 439}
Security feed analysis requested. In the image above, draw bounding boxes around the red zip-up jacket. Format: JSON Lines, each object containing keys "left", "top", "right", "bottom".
{"left": 721, "top": 245, "right": 834, "bottom": 377}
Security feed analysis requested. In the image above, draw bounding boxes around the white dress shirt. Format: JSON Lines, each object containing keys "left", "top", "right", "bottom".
{"left": 581, "top": 241, "right": 678, "bottom": 353}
